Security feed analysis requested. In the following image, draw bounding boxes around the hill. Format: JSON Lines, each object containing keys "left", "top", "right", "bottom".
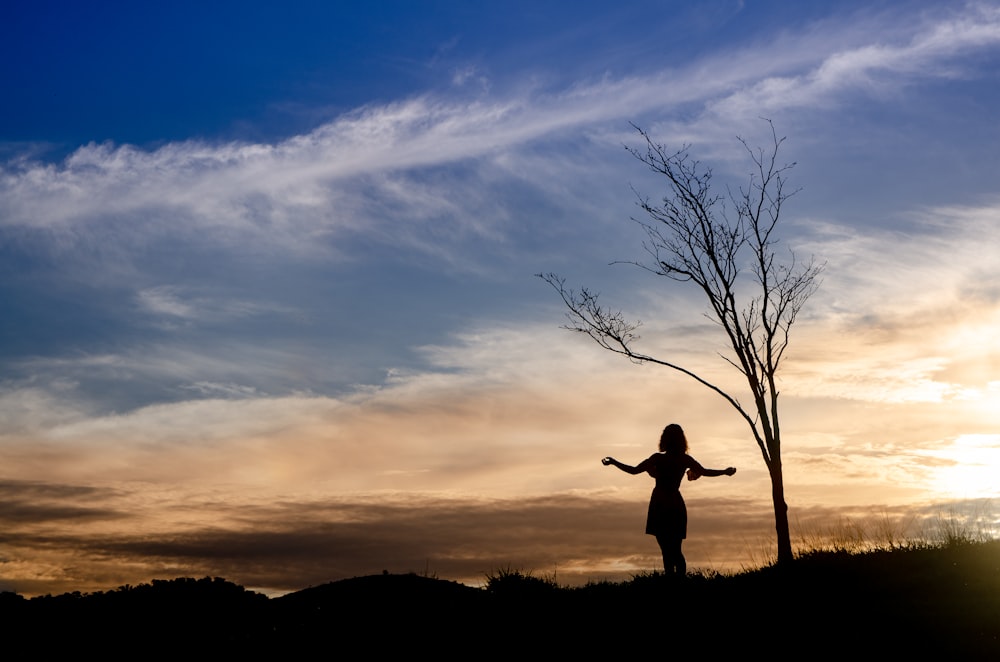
{"left": 2, "top": 540, "right": 997, "bottom": 656}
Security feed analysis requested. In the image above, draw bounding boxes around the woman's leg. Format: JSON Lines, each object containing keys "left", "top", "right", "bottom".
{"left": 655, "top": 535, "right": 686, "bottom": 576}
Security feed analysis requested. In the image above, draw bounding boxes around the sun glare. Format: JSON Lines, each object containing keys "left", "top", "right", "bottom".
{"left": 925, "top": 434, "right": 1000, "bottom": 500}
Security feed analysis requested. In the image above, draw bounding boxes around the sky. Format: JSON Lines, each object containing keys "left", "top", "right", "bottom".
{"left": 2, "top": 0, "right": 999, "bottom": 597}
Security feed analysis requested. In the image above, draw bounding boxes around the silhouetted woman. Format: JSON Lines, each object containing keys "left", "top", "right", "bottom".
{"left": 602, "top": 423, "right": 736, "bottom": 576}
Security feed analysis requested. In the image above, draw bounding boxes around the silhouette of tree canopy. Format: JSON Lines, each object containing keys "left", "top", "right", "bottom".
{"left": 541, "top": 120, "right": 822, "bottom": 564}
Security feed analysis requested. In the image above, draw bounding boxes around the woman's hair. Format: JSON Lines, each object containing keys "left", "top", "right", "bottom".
{"left": 659, "top": 424, "right": 689, "bottom": 454}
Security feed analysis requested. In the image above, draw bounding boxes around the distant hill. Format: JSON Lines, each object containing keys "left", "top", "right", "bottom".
{"left": 3, "top": 541, "right": 998, "bottom": 655}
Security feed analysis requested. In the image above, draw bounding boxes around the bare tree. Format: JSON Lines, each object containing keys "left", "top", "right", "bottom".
{"left": 540, "top": 121, "right": 822, "bottom": 565}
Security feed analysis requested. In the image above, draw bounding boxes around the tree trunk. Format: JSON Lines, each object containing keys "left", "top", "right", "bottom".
{"left": 770, "top": 461, "right": 793, "bottom": 564}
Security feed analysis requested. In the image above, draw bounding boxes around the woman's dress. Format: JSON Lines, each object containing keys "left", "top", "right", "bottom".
{"left": 643, "top": 452, "right": 689, "bottom": 539}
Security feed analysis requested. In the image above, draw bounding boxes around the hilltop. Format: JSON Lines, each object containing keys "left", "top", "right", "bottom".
{"left": 2, "top": 540, "right": 997, "bottom": 656}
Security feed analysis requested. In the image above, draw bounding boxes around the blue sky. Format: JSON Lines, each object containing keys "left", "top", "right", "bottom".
{"left": 4, "top": 1, "right": 829, "bottom": 145}
{"left": 2, "top": 0, "right": 1000, "bottom": 596}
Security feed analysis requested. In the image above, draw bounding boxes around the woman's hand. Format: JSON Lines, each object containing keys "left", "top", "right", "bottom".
{"left": 725, "top": 467, "right": 737, "bottom": 476}
{"left": 601, "top": 457, "right": 614, "bottom": 466}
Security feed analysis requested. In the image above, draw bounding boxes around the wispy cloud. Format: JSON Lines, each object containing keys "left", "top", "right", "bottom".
{"left": 2, "top": 3, "right": 996, "bottom": 266}
{"left": 786, "top": 200, "right": 1000, "bottom": 404}
{"left": 707, "top": 3, "right": 1000, "bottom": 120}
{"left": 135, "top": 285, "right": 293, "bottom": 324}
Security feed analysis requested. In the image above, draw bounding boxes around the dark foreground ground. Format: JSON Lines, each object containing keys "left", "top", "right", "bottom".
{"left": 3, "top": 540, "right": 998, "bottom": 657}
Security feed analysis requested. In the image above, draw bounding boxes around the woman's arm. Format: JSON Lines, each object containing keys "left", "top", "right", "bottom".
{"left": 685, "top": 457, "right": 736, "bottom": 480}
{"left": 699, "top": 466, "right": 737, "bottom": 477}
{"left": 602, "top": 456, "right": 646, "bottom": 475}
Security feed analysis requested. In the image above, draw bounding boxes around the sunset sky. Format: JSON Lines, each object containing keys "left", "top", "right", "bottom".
{"left": 2, "top": 0, "right": 999, "bottom": 597}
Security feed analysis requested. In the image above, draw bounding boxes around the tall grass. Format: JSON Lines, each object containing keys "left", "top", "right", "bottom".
{"left": 920, "top": 502, "right": 997, "bottom": 546}
{"left": 480, "top": 504, "right": 997, "bottom": 593}
{"left": 483, "top": 565, "right": 559, "bottom": 595}
{"left": 774, "top": 503, "right": 997, "bottom": 563}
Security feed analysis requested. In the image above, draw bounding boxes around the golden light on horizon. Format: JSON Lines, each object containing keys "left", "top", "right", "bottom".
{"left": 924, "top": 434, "right": 1000, "bottom": 501}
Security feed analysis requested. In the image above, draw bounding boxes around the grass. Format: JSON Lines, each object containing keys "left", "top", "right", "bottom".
{"left": 773, "top": 504, "right": 997, "bottom": 563}
{"left": 469, "top": 512, "right": 999, "bottom": 655}
{"left": 483, "top": 565, "right": 559, "bottom": 596}
{"left": 478, "top": 536, "right": 1000, "bottom": 656}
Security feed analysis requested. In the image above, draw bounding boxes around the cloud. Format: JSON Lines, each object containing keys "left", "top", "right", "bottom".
{"left": 3, "top": 483, "right": 989, "bottom": 597}
{"left": 704, "top": 3, "right": 1000, "bottom": 121}
{"left": 783, "top": 200, "right": 1000, "bottom": 404}
{"left": 0, "top": 319, "right": 771, "bottom": 506}
{"left": 135, "top": 285, "right": 294, "bottom": 325}
{"left": 0, "top": 479, "right": 127, "bottom": 525}
{"left": 0, "top": 313, "right": 994, "bottom": 596}
{"left": 0, "top": 486, "right": 781, "bottom": 596}
{"left": 2, "top": 3, "right": 997, "bottom": 268}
